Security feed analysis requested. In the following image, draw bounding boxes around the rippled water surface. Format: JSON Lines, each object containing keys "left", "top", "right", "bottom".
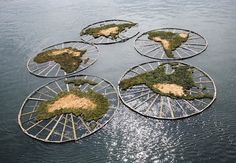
{"left": 0, "top": 0, "right": 236, "bottom": 162}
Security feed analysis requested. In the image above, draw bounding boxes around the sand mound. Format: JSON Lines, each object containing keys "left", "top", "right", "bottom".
{"left": 152, "top": 37, "right": 170, "bottom": 49}
{"left": 48, "top": 94, "right": 96, "bottom": 113}
{"left": 49, "top": 48, "right": 82, "bottom": 57}
{"left": 153, "top": 83, "right": 186, "bottom": 97}
{"left": 179, "top": 32, "right": 188, "bottom": 38}
{"left": 98, "top": 26, "right": 119, "bottom": 37}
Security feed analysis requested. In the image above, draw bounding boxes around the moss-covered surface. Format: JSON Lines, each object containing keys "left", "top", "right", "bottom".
{"left": 89, "top": 122, "right": 97, "bottom": 130}
{"left": 80, "top": 23, "right": 137, "bottom": 39}
{"left": 119, "top": 63, "right": 213, "bottom": 100}
{"left": 147, "top": 31, "right": 189, "bottom": 58}
{"left": 35, "top": 88, "right": 109, "bottom": 122}
{"left": 65, "top": 79, "right": 97, "bottom": 86}
{"left": 33, "top": 47, "right": 87, "bottom": 73}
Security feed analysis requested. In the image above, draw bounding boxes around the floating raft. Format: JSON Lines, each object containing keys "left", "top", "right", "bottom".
{"left": 118, "top": 61, "right": 216, "bottom": 120}
{"left": 134, "top": 28, "right": 208, "bottom": 60}
{"left": 27, "top": 41, "right": 99, "bottom": 78}
{"left": 80, "top": 19, "right": 139, "bottom": 45}
{"left": 18, "top": 75, "right": 119, "bottom": 143}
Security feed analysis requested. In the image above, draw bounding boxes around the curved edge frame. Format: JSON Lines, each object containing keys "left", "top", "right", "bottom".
{"left": 134, "top": 28, "right": 208, "bottom": 61}
{"left": 18, "top": 74, "right": 119, "bottom": 143}
{"left": 117, "top": 61, "right": 216, "bottom": 120}
{"left": 80, "top": 19, "right": 140, "bottom": 45}
{"left": 27, "top": 41, "right": 100, "bottom": 78}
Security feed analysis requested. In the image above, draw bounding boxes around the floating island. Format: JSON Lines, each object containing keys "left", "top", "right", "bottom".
{"left": 18, "top": 75, "right": 119, "bottom": 143}
{"left": 80, "top": 22, "right": 137, "bottom": 39}
{"left": 35, "top": 79, "right": 109, "bottom": 122}
{"left": 147, "top": 31, "right": 189, "bottom": 58}
{"left": 119, "top": 62, "right": 213, "bottom": 100}
{"left": 33, "top": 47, "right": 89, "bottom": 73}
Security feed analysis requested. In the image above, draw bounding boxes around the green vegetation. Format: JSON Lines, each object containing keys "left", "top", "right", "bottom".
{"left": 89, "top": 122, "right": 97, "bottom": 130}
{"left": 80, "top": 23, "right": 137, "bottom": 39}
{"left": 119, "top": 63, "right": 213, "bottom": 100}
{"left": 65, "top": 79, "right": 97, "bottom": 86}
{"left": 33, "top": 47, "right": 87, "bottom": 73}
{"left": 35, "top": 88, "right": 109, "bottom": 122}
{"left": 147, "top": 31, "right": 189, "bottom": 58}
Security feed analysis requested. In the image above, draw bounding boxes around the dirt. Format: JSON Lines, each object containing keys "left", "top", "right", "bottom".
{"left": 48, "top": 94, "right": 96, "bottom": 113}
{"left": 98, "top": 26, "right": 119, "bottom": 37}
{"left": 152, "top": 83, "right": 186, "bottom": 97}
{"left": 179, "top": 32, "right": 188, "bottom": 38}
{"left": 152, "top": 37, "right": 170, "bottom": 50}
{"left": 49, "top": 48, "right": 82, "bottom": 57}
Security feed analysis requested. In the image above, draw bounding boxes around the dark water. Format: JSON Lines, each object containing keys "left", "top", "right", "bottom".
{"left": 0, "top": 0, "right": 236, "bottom": 162}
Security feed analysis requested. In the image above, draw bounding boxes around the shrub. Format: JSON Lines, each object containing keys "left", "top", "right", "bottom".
{"left": 33, "top": 47, "right": 87, "bottom": 73}
{"left": 119, "top": 63, "right": 213, "bottom": 100}
{"left": 147, "top": 31, "right": 189, "bottom": 58}
{"left": 35, "top": 88, "right": 109, "bottom": 122}
{"left": 80, "top": 23, "right": 137, "bottom": 39}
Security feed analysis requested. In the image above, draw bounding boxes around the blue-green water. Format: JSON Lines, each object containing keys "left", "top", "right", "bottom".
{"left": 0, "top": 0, "right": 236, "bottom": 162}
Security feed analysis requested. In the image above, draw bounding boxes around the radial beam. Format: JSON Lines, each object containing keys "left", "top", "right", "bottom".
{"left": 70, "top": 114, "right": 77, "bottom": 140}
{"left": 167, "top": 97, "right": 175, "bottom": 118}
{"left": 60, "top": 114, "right": 68, "bottom": 141}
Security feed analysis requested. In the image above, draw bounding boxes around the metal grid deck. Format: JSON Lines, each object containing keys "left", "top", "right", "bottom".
{"left": 18, "top": 75, "right": 119, "bottom": 143}
{"left": 134, "top": 28, "right": 208, "bottom": 60}
{"left": 27, "top": 41, "right": 99, "bottom": 78}
{"left": 118, "top": 61, "right": 216, "bottom": 120}
{"left": 80, "top": 19, "right": 139, "bottom": 45}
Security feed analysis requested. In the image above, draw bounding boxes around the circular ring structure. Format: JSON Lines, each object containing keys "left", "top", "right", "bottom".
{"left": 134, "top": 28, "right": 208, "bottom": 60}
{"left": 27, "top": 41, "right": 99, "bottom": 78}
{"left": 118, "top": 61, "right": 216, "bottom": 120}
{"left": 18, "top": 75, "right": 119, "bottom": 143}
{"left": 80, "top": 19, "right": 139, "bottom": 45}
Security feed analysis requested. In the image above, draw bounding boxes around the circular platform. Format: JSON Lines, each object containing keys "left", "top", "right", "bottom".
{"left": 118, "top": 61, "right": 216, "bottom": 120}
{"left": 80, "top": 19, "right": 139, "bottom": 45}
{"left": 134, "top": 28, "right": 208, "bottom": 60}
{"left": 27, "top": 41, "right": 99, "bottom": 78}
{"left": 18, "top": 75, "right": 119, "bottom": 143}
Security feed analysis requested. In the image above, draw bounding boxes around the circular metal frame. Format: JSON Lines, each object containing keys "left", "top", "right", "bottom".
{"left": 80, "top": 19, "right": 139, "bottom": 45}
{"left": 27, "top": 41, "right": 99, "bottom": 78}
{"left": 134, "top": 28, "right": 208, "bottom": 60}
{"left": 18, "top": 75, "right": 119, "bottom": 143}
{"left": 118, "top": 61, "right": 216, "bottom": 120}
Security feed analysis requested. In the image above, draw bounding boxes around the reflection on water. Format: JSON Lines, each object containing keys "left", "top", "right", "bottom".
{"left": 106, "top": 106, "right": 180, "bottom": 162}
{"left": 0, "top": 0, "right": 236, "bottom": 162}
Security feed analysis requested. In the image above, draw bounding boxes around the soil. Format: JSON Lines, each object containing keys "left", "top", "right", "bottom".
{"left": 98, "top": 26, "right": 119, "bottom": 37}
{"left": 49, "top": 48, "right": 82, "bottom": 57}
{"left": 152, "top": 83, "right": 186, "bottom": 97}
{"left": 179, "top": 32, "right": 188, "bottom": 38}
{"left": 48, "top": 94, "right": 96, "bottom": 113}
{"left": 152, "top": 37, "right": 170, "bottom": 49}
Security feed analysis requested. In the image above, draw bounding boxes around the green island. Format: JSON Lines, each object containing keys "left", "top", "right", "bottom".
{"left": 33, "top": 47, "right": 87, "bottom": 73}
{"left": 35, "top": 88, "right": 109, "bottom": 122}
{"left": 147, "top": 31, "right": 189, "bottom": 58}
{"left": 80, "top": 23, "right": 137, "bottom": 39}
{"left": 119, "top": 63, "right": 213, "bottom": 100}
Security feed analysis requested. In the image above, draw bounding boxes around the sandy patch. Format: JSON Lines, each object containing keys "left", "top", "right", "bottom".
{"left": 49, "top": 48, "right": 82, "bottom": 57}
{"left": 152, "top": 37, "right": 170, "bottom": 49}
{"left": 48, "top": 94, "right": 96, "bottom": 113}
{"left": 98, "top": 26, "right": 119, "bottom": 37}
{"left": 179, "top": 32, "right": 188, "bottom": 38}
{"left": 153, "top": 83, "right": 186, "bottom": 97}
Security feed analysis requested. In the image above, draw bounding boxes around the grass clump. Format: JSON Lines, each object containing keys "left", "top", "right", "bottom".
{"left": 80, "top": 23, "right": 137, "bottom": 39}
{"left": 33, "top": 47, "right": 87, "bottom": 73}
{"left": 65, "top": 79, "right": 97, "bottom": 86}
{"left": 147, "top": 31, "right": 189, "bottom": 58}
{"left": 119, "top": 63, "right": 213, "bottom": 100}
{"left": 35, "top": 88, "right": 109, "bottom": 122}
